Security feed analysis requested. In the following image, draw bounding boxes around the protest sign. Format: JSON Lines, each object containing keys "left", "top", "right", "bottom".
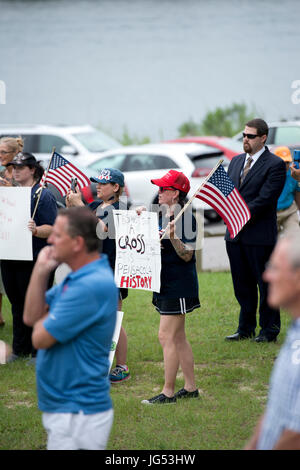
{"left": 109, "top": 310, "right": 124, "bottom": 369}
{"left": 113, "top": 209, "right": 161, "bottom": 293}
{"left": 0, "top": 187, "right": 33, "bottom": 260}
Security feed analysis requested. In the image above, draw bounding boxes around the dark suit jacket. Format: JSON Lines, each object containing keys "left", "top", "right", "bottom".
{"left": 225, "top": 146, "right": 286, "bottom": 245}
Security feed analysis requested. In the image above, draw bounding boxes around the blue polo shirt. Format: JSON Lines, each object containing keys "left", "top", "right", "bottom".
{"left": 36, "top": 255, "right": 118, "bottom": 415}
{"left": 257, "top": 319, "right": 300, "bottom": 449}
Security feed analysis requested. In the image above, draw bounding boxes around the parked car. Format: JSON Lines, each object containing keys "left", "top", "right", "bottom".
{"left": 84, "top": 142, "right": 230, "bottom": 222}
{"left": 233, "top": 120, "right": 300, "bottom": 146}
{"left": 165, "top": 136, "right": 243, "bottom": 159}
{"left": 0, "top": 124, "right": 120, "bottom": 168}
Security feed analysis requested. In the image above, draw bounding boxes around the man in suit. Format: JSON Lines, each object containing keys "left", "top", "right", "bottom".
{"left": 225, "top": 118, "right": 286, "bottom": 343}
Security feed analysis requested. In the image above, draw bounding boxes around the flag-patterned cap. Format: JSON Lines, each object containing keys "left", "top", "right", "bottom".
{"left": 90, "top": 168, "right": 125, "bottom": 186}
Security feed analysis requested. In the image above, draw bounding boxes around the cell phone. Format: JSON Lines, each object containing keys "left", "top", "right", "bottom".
{"left": 70, "top": 177, "right": 78, "bottom": 191}
{"left": 293, "top": 150, "right": 300, "bottom": 169}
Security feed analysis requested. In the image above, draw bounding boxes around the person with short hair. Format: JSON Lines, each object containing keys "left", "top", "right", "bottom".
{"left": 245, "top": 234, "right": 300, "bottom": 449}
{"left": 1, "top": 152, "right": 57, "bottom": 362}
{"left": 139, "top": 170, "right": 200, "bottom": 405}
{"left": 23, "top": 207, "right": 118, "bottom": 451}
{"left": 225, "top": 118, "right": 286, "bottom": 343}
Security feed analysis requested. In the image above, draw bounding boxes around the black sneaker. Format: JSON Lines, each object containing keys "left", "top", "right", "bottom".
{"left": 174, "top": 388, "right": 199, "bottom": 399}
{"left": 141, "top": 393, "right": 176, "bottom": 405}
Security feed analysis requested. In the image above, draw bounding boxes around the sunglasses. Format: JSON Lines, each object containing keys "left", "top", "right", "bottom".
{"left": 242, "top": 132, "right": 260, "bottom": 140}
{"left": 159, "top": 186, "right": 176, "bottom": 192}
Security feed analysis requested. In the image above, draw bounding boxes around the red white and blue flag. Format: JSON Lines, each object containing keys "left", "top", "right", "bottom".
{"left": 195, "top": 165, "right": 251, "bottom": 239}
{"left": 40, "top": 152, "right": 90, "bottom": 196}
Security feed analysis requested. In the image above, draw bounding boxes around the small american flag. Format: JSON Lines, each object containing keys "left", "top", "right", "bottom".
{"left": 196, "top": 164, "right": 251, "bottom": 239}
{"left": 40, "top": 152, "right": 91, "bottom": 196}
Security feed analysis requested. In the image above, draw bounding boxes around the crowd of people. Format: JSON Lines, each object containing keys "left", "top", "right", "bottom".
{"left": 1, "top": 118, "right": 300, "bottom": 450}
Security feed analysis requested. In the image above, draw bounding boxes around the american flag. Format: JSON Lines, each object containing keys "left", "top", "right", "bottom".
{"left": 40, "top": 152, "right": 91, "bottom": 196}
{"left": 195, "top": 165, "right": 251, "bottom": 239}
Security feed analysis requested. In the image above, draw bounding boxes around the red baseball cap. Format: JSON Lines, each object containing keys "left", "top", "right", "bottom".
{"left": 151, "top": 170, "right": 190, "bottom": 194}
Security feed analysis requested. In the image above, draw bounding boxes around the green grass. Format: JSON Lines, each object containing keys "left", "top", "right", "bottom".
{"left": 0, "top": 272, "right": 291, "bottom": 450}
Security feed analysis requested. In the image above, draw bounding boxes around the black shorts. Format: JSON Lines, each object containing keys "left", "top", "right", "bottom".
{"left": 152, "top": 296, "right": 200, "bottom": 315}
{"left": 119, "top": 288, "right": 128, "bottom": 301}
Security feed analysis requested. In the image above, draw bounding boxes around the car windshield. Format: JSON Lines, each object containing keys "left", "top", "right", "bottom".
{"left": 217, "top": 138, "right": 244, "bottom": 152}
{"left": 72, "top": 130, "right": 119, "bottom": 152}
{"left": 192, "top": 155, "right": 231, "bottom": 168}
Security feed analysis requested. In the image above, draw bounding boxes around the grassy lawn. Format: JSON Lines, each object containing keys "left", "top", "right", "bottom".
{"left": 0, "top": 271, "right": 290, "bottom": 450}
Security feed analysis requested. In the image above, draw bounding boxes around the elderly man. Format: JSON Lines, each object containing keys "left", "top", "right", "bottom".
{"left": 245, "top": 234, "right": 300, "bottom": 449}
{"left": 23, "top": 207, "right": 118, "bottom": 450}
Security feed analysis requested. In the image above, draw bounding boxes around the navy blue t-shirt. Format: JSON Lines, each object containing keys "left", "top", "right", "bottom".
{"left": 155, "top": 210, "right": 199, "bottom": 299}
{"left": 89, "top": 199, "right": 127, "bottom": 271}
{"left": 31, "top": 183, "right": 57, "bottom": 258}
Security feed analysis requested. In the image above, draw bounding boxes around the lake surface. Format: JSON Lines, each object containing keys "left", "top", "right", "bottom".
{"left": 0, "top": 0, "right": 300, "bottom": 141}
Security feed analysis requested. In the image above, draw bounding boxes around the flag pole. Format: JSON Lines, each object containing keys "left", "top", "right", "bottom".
{"left": 32, "top": 147, "right": 56, "bottom": 220}
{"left": 160, "top": 158, "right": 224, "bottom": 240}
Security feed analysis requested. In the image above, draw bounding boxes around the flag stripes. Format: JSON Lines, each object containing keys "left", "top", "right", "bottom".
{"left": 41, "top": 152, "right": 90, "bottom": 196}
{"left": 196, "top": 165, "right": 251, "bottom": 239}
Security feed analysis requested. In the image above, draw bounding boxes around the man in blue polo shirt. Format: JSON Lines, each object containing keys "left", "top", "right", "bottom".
{"left": 23, "top": 207, "right": 118, "bottom": 450}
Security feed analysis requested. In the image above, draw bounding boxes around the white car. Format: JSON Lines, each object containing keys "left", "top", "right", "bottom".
{"left": 85, "top": 142, "right": 230, "bottom": 222}
{"left": 233, "top": 120, "right": 300, "bottom": 146}
{"left": 0, "top": 124, "right": 120, "bottom": 168}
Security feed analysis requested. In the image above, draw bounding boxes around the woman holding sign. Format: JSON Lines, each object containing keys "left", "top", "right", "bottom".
{"left": 139, "top": 170, "right": 200, "bottom": 405}
{"left": 66, "top": 168, "right": 130, "bottom": 384}
{"left": 0, "top": 136, "right": 25, "bottom": 327}
{"left": 1, "top": 153, "right": 57, "bottom": 363}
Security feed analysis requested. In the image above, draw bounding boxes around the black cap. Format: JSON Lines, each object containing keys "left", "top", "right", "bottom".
{"left": 6, "top": 152, "right": 38, "bottom": 167}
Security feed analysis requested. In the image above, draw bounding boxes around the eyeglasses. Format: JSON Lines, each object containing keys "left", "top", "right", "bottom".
{"left": 159, "top": 186, "right": 176, "bottom": 192}
{"left": 0, "top": 150, "right": 13, "bottom": 155}
{"left": 242, "top": 133, "right": 260, "bottom": 140}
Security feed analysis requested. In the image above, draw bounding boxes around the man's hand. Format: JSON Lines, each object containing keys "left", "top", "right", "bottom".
{"left": 36, "top": 245, "right": 60, "bottom": 273}
{"left": 290, "top": 163, "right": 300, "bottom": 182}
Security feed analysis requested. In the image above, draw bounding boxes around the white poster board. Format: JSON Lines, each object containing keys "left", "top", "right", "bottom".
{"left": 0, "top": 187, "right": 33, "bottom": 260}
{"left": 109, "top": 310, "right": 124, "bottom": 369}
{"left": 113, "top": 210, "right": 161, "bottom": 293}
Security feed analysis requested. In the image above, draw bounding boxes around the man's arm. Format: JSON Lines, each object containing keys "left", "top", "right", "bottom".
{"left": 23, "top": 246, "right": 59, "bottom": 349}
{"left": 246, "top": 159, "right": 286, "bottom": 217}
{"left": 31, "top": 316, "right": 57, "bottom": 350}
{"left": 295, "top": 191, "right": 300, "bottom": 210}
{"left": 273, "top": 429, "right": 300, "bottom": 450}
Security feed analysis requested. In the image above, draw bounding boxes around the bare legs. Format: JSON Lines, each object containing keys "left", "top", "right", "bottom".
{"left": 158, "top": 315, "right": 196, "bottom": 397}
{"left": 114, "top": 299, "right": 128, "bottom": 366}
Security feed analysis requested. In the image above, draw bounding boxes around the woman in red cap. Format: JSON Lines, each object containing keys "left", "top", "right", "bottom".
{"left": 140, "top": 170, "right": 200, "bottom": 404}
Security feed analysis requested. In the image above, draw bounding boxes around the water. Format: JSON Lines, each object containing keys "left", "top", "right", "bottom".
{"left": 0, "top": 0, "right": 300, "bottom": 141}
